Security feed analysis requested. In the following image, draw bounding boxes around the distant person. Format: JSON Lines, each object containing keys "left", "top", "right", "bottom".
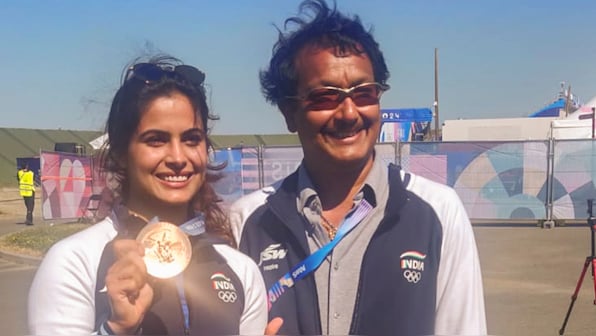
{"left": 230, "top": 1, "right": 487, "bottom": 335}
{"left": 17, "top": 163, "right": 35, "bottom": 225}
{"left": 28, "top": 55, "right": 267, "bottom": 335}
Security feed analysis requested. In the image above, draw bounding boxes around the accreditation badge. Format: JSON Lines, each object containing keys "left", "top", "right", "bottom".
{"left": 136, "top": 221, "right": 192, "bottom": 279}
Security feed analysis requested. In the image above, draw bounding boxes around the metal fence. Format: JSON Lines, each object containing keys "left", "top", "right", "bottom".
{"left": 212, "top": 139, "right": 596, "bottom": 223}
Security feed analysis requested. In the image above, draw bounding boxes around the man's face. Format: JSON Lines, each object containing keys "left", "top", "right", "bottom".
{"left": 281, "top": 46, "right": 382, "bottom": 173}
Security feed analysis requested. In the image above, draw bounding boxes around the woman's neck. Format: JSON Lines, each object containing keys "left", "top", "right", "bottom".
{"left": 124, "top": 200, "right": 190, "bottom": 225}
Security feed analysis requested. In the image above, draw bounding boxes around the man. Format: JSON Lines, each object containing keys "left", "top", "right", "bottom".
{"left": 230, "top": 1, "right": 487, "bottom": 335}
{"left": 17, "top": 163, "right": 35, "bottom": 225}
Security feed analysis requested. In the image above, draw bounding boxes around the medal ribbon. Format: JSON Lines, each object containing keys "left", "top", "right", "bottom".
{"left": 145, "top": 213, "right": 206, "bottom": 335}
{"left": 173, "top": 214, "right": 205, "bottom": 335}
{"left": 176, "top": 275, "right": 191, "bottom": 336}
{"left": 144, "top": 212, "right": 206, "bottom": 237}
{"left": 266, "top": 199, "right": 373, "bottom": 310}
{"left": 177, "top": 212, "right": 206, "bottom": 236}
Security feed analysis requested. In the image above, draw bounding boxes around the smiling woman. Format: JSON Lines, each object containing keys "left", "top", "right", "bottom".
{"left": 26, "top": 55, "right": 268, "bottom": 336}
{"left": 124, "top": 91, "right": 209, "bottom": 215}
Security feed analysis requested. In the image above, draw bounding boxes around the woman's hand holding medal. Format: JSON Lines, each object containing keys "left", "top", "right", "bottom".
{"left": 105, "top": 239, "right": 154, "bottom": 334}
{"left": 103, "top": 219, "right": 192, "bottom": 334}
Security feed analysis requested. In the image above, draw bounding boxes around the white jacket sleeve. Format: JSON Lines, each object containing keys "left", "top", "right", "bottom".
{"left": 28, "top": 221, "right": 116, "bottom": 335}
{"left": 434, "top": 187, "right": 487, "bottom": 335}
{"left": 29, "top": 239, "right": 97, "bottom": 334}
{"left": 229, "top": 182, "right": 280, "bottom": 244}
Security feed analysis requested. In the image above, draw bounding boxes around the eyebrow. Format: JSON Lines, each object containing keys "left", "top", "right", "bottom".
{"left": 183, "top": 127, "right": 206, "bottom": 136}
{"left": 137, "top": 127, "right": 205, "bottom": 138}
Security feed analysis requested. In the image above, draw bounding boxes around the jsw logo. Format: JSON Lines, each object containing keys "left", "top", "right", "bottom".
{"left": 258, "top": 244, "right": 288, "bottom": 266}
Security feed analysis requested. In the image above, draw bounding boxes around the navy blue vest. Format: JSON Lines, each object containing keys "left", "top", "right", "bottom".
{"left": 240, "top": 164, "right": 443, "bottom": 335}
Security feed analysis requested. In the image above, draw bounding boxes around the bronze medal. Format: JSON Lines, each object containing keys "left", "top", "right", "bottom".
{"left": 136, "top": 221, "right": 192, "bottom": 279}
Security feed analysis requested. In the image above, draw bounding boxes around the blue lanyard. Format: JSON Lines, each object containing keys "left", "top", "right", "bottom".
{"left": 172, "top": 214, "right": 206, "bottom": 335}
{"left": 267, "top": 199, "right": 373, "bottom": 310}
{"left": 176, "top": 275, "right": 191, "bottom": 336}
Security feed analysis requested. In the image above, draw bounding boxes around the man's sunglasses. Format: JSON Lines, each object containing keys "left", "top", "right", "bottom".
{"left": 286, "top": 82, "right": 390, "bottom": 111}
{"left": 124, "top": 63, "right": 205, "bottom": 88}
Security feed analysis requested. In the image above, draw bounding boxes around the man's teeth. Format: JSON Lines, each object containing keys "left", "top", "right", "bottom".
{"left": 163, "top": 175, "right": 188, "bottom": 182}
{"left": 332, "top": 130, "right": 358, "bottom": 138}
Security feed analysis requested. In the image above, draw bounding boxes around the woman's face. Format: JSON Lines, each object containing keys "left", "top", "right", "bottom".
{"left": 124, "top": 91, "right": 207, "bottom": 215}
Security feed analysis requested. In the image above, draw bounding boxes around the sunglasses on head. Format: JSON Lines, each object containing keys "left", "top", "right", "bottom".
{"left": 286, "top": 82, "right": 390, "bottom": 111}
{"left": 124, "top": 63, "right": 206, "bottom": 88}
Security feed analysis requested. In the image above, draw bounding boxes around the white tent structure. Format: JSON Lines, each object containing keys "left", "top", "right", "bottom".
{"left": 89, "top": 133, "right": 108, "bottom": 150}
{"left": 550, "top": 118, "right": 593, "bottom": 139}
{"left": 565, "top": 95, "right": 596, "bottom": 120}
{"left": 550, "top": 95, "right": 596, "bottom": 139}
{"left": 442, "top": 117, "right": 556, "bottom": 141}
{"left": 443, "top": 92, "right": 596, "bottom": 141}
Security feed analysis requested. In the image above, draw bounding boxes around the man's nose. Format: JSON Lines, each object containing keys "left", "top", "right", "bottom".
{"left": 335, "top": 96, "right": 359, "bottom": 120}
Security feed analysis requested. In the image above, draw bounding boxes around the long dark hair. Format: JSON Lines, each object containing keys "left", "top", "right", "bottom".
{"left": 98, "top": 54, "right": 235, "bottom": 247}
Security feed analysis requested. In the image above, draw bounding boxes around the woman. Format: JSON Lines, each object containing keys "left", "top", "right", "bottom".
{"left": 28, "top": 55, "right": 268, "bottom": 335}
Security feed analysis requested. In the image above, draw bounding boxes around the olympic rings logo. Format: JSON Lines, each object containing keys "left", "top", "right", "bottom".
{"left": 403, "top": 270, "right": 422, "bottom": 283}
{"left": 218, "top": 290, "right": 238, "bottom": 303}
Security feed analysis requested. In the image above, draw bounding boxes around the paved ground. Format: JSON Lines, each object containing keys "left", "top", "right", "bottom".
{"left": 0, "top": 249, "right": 35, "bottom": 336}
{"left": 2, "top": 188, "right": 596, "bottom": 335}
{"left": 0, "top": 189, "right": 75, "bottom": 336}
{"left": 477, "top": 224, "right": 596, "bottom": 335}
{"left": 0, "top": 187, "right": 43, "bottom": 227}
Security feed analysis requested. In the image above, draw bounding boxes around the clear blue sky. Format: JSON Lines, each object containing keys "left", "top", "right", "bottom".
{"left": 2, "top": 0, "right": 596, "bottom": 135}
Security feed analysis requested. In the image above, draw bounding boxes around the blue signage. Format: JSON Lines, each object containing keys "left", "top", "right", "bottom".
{"left": 381, "top": 108, "right": 433, "bottom": 123}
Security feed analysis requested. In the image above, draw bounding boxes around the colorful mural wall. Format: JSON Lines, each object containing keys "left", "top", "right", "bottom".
{"left": 40, "top": 140, "right": 596, "bottom": 221}
{"left": 401, "top": 142, "right": 549, "bottom": 220}
{"left": 401, "top": 140, "right": 596, "bottom": 220}
{"left": 40, "top": 151, "right": 95, "bottom": 220}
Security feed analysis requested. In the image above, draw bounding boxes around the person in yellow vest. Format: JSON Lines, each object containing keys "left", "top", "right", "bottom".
{"left": 17, "top": 163, "right": 35, "bottom": 225}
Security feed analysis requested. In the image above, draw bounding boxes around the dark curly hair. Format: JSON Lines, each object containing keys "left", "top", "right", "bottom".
{"left": 260, "top": 0, "right": 390, "bottom": 107}
{"left": 98, "top": 54, "right": 235, "bottom": 247}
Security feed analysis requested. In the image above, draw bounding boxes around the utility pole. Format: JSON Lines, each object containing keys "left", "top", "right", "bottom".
{"left": 564, "top": 84, "right": 572, "bottom": 117}
{"left": 434, "top": 48, "right": 440, "bottom": 141}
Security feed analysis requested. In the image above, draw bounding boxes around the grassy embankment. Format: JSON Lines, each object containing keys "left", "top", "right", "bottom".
{"left": 0, "top": 220, "right": 88, "bottom": 258}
